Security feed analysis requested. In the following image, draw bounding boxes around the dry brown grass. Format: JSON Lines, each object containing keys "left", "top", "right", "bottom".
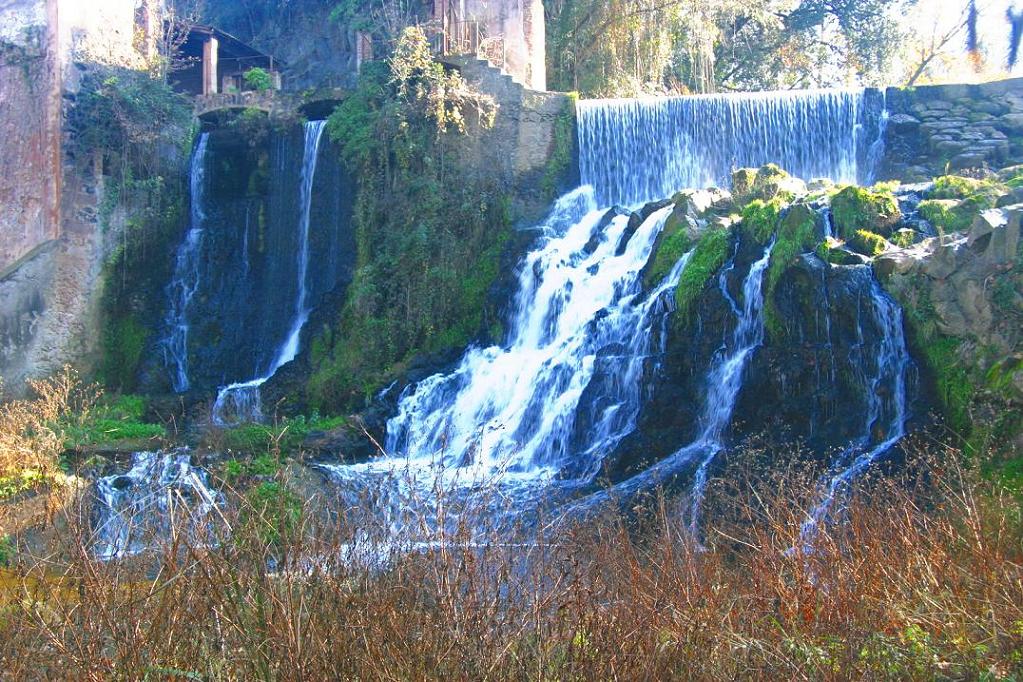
{"left": 0, "top": 433, "right": 1019, "bottom": 680}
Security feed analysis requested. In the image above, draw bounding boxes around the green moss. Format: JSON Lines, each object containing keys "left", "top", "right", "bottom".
{"left": 847, "top": 229, "right": 890, "bottom": 257}
{"left": 732, "top": 164, "right": 798, "bottom": 204}
{"left": 830, "top": 185, "right": 901, "bottom": 239}
{"left": 674, "top": 228, "right": 730, "bottom": 326}
{"left": 740, "top": 198, "right": 784, "bottom": 245}
{"left": 918, "top": 176, "right": 1005, "bottom": 235}
{"left": 98, "top": 316, "right": 149, "bottom": 391}
{"left": 921, "top": 336, "right": 974, "bottom": 433}
{"left": 764, "top": 204, "right": 820, "bottom": 339}
{"left": 644, "top": 212, "right": 692, "bottom": 288}
{"left": 541, "top": 94, "right": 577, "bottom": 199}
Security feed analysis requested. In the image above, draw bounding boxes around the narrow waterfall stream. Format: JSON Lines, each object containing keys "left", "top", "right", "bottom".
{"left": 800, "top": 271, "right": 910, "bottom": 542}
{"left": 161, "top": 133, "right": 209, "bottom": 393}
{"left": 212, "top": 120, "right": 327, "bottom": 424}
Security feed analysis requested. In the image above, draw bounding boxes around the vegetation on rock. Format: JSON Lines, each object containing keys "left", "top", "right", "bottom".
{"left": 764, "top": 203, "right": 820, "bottom": 339}
{"left": 308, "top": 29, "right": 509, "bottom": 410}
{"left": 831, "top": 185, "right": 901, "bottom": 239}
{"left": 674, "top": 228, "right": 730, "bottom": 325}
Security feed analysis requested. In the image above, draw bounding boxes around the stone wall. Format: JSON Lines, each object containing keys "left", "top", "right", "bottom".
{"left": 880, "top": 78, "right": 1023, "bottom": 182}
{"left": 445, "top": 55, "right": 575, "bottom": 220}
{"left": 0, "top": 0, "right": 61, "bottom": 272}
{"left": 0, "top": 0, "right": 147, "bottom": 394}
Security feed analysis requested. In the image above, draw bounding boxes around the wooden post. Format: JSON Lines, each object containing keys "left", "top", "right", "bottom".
{"left": 202, "top": 35, "right": 219, "bottom": 95}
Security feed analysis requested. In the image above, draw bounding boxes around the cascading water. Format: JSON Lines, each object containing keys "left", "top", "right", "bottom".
{"left": 161, "top": 133, "right": 209, "bottom": 393}
{"left": 383, "top": 189, "right": 688, "bottom": 484}
{"left": 212, "top": 120, "right": 327, "bottom": 424}
{"left": 577, "top": 90, "right": 868, "bottom": 206}
{"left": 799, "top": 270, "right": 909, "bottom": 543}
{"left": 93, "top": 450, "right": 221, "bottom": 560}
{"left": 570, "top": 241, "right": 775, "bottom": 525}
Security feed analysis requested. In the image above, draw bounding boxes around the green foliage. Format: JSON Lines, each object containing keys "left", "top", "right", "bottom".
{"left": 241, "top": 482, "right": 302, "bottom": 546}
{"left": 674, "top": 228, "right": 730, "bottom": 325}
{"left": 740, "top": 198, "right": 784, "bottom": 245}
{"left": 310, "top": 31, "right": 509, "bottom": 410}
{"left": 830, "top": 185, "right": 901, "bottom": 239}
{"left": 0, "top": 535, "right": 13, "bottom": 567}
{"left": 847, "top": 229, "right": 890, "bottom": 257}
{"left": 0, "top": 470, "right": 47, "bottom": 502}
{"left": 243, "top": 67, "right": 273, "bottom": 91}
{"left": 764, "top": 203, "right": 820, "bottom": 339}
{"left": 546, "top": 0, "right": 906, "bottom": 95}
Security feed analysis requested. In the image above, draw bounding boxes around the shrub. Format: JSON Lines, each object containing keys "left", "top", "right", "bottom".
{"left": 243, "top": 67, "right": 273, "bottom": 91}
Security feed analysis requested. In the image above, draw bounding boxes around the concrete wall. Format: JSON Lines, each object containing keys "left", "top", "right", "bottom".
{"left": 880, "top": 78, "right": 1023, "bottom": 182}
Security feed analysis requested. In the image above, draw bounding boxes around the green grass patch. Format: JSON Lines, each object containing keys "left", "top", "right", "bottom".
{"left": 219, "top": 414, "right": 348, "bottom": 456}
{"left": 740, "top": 198, "right": 784, "bottom": 245}
{"left": 61, "top": 394, "right": 165, "bottom": 449}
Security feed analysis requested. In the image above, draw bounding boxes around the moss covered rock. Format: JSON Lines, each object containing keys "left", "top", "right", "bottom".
{"left": 847, "top": 229, "right": 890, "bottom": 257}
{"left": 764, "top": 203, "right": 820, "bottom": 338}
{"left": 830, "top": 185, "right": 901, "bottom": 238}
{"left": 739, "top": 198, "right": 784, "bottom": 245}
{"left": 731, "top": 164, "right": 806, "bottom": 204}
{"left": 674, "top": 228, "right": 731, "bottom": 326}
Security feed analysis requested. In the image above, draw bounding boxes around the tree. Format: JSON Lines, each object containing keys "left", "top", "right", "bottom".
{"left": 546, "top": 0, "right": 912, "bottom": 96}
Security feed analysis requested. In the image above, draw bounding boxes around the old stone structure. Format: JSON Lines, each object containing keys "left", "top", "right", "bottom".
{"left": 433, "top": 0, "right": 546, "bottom": 91}
{"left": 0, "top": 0, "right": 148, "bottom": 392}
{"left": 881, "top": 78, "right": 1023, "bottom": 181}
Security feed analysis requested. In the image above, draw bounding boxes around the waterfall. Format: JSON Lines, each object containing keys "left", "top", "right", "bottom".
{"left": 572, "top": 241, "right": 775, "bottom": 524}
{"left": 161, "top": 133, "right": 209, "bottom": 393}
{"left": 93, "top": 450, "right": 221, "bottom": 560}
{"left": 212, "top": 120, "right": 327, "bottom": 425}
{"left": 800, "top": 270, "right": 909, "bottom": 543}
{"left": 577, "top": 89, "right": 867, "bottom": 206}
{"left": 383, "top": 189, "right": 691, "bottom": 483}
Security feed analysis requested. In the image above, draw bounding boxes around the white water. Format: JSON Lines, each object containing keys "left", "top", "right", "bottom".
{"left": 570, "top": 241, "right": 775, "bottom": 526}
{"left": 93, "top": 450, "right": 221, "bottom": 560}
{"left": 212, "top": 120, "right": 327, "bottom": 425}
{"left": 384, "top": 191, "right": 686, "bottom": 482}
{"left": 161, "top": 133, "right": 209, "bottom": 393}
{"left": 577, "top": 89, "right": 868, "bottom": 206}
{"left": 799, "top": 270, "right": 909, "bottom": 543}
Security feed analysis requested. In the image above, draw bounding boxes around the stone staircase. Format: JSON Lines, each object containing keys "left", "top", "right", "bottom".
{"left": 439, "top": 54, "right": 527, "bottom": 100}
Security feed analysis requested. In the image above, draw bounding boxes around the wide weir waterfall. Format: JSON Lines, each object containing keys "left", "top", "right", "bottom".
{"left": 577, "top": 89, "right": 884, "bottom": 206}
